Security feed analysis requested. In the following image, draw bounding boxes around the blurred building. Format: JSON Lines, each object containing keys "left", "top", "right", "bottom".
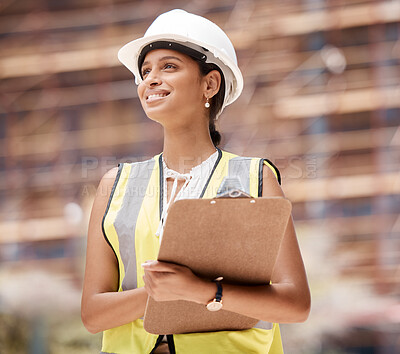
{"left": 0, "top": 0, "right": 399, "bottom": 352}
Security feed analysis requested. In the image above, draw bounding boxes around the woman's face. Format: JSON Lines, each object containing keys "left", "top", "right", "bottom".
{"left": 137, "top": 48, "right": 206, "bottom": 126}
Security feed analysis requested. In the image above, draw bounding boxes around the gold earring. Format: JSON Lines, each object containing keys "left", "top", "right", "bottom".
{"left": 205, "top": 97, "right": 210, "bottom": 108}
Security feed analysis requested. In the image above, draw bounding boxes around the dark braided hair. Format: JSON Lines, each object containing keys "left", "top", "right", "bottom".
{"left": 194, "top": 61, "right": 225, "bottom": 147}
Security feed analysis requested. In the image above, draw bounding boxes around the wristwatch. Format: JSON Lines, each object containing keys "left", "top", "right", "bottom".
{"left": 206, "top": 277, "right": 223, "bottom": 311}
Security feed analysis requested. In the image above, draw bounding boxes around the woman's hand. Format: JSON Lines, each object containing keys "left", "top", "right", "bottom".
{"left": 142, "top": 261, "right": 214, "bottom": 303}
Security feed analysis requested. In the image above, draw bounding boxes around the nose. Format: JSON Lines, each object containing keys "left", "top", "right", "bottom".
{"left": 143, "top": 70, "right": 161, "bottom": 87}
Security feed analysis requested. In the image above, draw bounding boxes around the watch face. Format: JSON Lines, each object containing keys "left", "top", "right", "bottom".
{"left": 207, "top": 300, "right": 223, "bottom": 312}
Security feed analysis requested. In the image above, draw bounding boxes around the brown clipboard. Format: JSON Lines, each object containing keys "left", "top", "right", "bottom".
{"left": 143, "top": 196, "right": 292, "bottom": 335}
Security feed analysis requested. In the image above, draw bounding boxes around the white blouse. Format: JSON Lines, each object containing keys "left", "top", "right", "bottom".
{"left": 155, "top": 149, "right": 219, "bottom": 242}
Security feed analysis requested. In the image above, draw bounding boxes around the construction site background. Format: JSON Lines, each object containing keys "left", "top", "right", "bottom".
{"left": 0, "top": 0, "right": 399, "bottom": 353}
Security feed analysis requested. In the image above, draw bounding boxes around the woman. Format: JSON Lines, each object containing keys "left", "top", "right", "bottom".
{"left": 81, "top": 9, "right": 310, "bottom": 354}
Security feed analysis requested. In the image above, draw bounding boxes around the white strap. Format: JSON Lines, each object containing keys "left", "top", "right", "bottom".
{"left": 155, "top": 169, "right": 192, "bottom": 240}
{"left": 155, "top": 150, "right": 218, "bottom": 241}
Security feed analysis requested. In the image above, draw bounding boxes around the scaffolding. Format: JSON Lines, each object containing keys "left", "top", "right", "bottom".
{"left": 0, "top": 0, "right": 399, "bottom": 352}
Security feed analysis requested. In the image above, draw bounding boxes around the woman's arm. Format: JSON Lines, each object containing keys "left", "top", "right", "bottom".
{"left": 81, "top": 167, "right": 148, "bottom": 334}
{"left": 143, "top": 164, "right": 311, "bottom": 323}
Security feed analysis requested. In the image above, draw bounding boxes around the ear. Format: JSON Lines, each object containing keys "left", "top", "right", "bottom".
{"left": 203, "top": 70, "right": 221, "bottom": 99}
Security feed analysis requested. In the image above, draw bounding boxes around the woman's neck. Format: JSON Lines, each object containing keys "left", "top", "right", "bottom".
{"left": 162, "top": 126, "right": 217, "bottom": 174}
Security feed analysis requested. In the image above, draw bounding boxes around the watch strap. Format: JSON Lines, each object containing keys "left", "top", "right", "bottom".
{"left": 213, "top": 279, "right": 223, "bottom": 302}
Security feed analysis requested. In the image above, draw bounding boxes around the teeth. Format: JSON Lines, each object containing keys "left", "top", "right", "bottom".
{"left": 147, "top": 93, "right": 168, "bottom": 100}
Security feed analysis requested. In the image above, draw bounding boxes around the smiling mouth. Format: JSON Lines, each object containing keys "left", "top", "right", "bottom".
{"left": 146, "top": 92, "right": 170, "bottom": 102}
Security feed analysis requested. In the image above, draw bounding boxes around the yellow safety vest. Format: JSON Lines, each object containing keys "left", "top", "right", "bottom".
{"left": 101, "top": 148, "right": 283, "bottom": 354}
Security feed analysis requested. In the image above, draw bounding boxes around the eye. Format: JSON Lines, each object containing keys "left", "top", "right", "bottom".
{"left": 164, "top": 63, "right": 177, "bottom": 70}
{"left": 141, "top": 68, "right": 150, "bottom": 77}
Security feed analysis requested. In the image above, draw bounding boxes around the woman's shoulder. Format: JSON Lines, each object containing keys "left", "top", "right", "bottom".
{"left": 95, "top": 166, "right": 121, "bottom": 202}
{"left": 221, "top": 149, "right": 281, "bottom": 185}
{"left": 99, "top": 166, "right": 120, "bottom": 189}
{"left": 99, "top": 155, "right": 161, "bottom": 187}
{"left": 221, "top": 149, "right": 275, "bottom": 163}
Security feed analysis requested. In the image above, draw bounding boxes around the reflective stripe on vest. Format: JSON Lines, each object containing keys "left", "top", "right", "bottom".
{"left": 101, "top": 148, "right": 283, "bottom": 354}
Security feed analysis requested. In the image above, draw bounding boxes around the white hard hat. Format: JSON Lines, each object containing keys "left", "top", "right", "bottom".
{"left": 118, "top": 9, "right": 243, "bottom": 114}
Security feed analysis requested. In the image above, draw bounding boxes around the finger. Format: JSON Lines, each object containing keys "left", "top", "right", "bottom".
{"left": 145, "top": 272, "right": 164, "bottom": 300}
{"left": 141, "top": 259, "right": 158, "bottom": 265}
{"left": 143, "top": 270, "right": 154, "bottom": 285}
{"left": 143, "top": 274, "right": 154, "bottom": 296}
{"left": 142, "top": 261, "right": 179, "bottom": 272}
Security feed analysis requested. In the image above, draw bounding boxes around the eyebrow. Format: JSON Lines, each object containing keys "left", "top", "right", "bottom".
{"left": 142, "top": 56, "right": 184, "bottom": 68}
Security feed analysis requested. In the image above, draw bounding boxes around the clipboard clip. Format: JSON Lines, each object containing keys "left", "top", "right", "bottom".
{"left": 215, "top": 177, "right": 251, "bottom": 199}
